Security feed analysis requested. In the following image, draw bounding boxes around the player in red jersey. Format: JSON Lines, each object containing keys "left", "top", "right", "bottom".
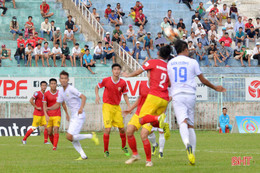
{"left": 43, "top": 78, "right": 69, "bottom": 150}
{"left": 22, "top": 81, "right": 49, "bottom": 144}
{"left": 95, "top": 63, "right": 131, "bottom": 157}
{"left": 122, "top": 45, "right": 172, "bottom": 141}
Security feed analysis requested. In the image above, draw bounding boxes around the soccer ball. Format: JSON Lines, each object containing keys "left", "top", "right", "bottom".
{"left": 164, "top": 27, "right": 179, "bottom": 43}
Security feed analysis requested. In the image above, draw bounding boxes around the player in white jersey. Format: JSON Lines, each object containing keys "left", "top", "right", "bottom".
{"left": 167, "top": 40, "right": 226, "bottom": 165}
{"left": 47, "top": 70, "right": 99, "bottom": 160}
{"left": 148, "top": 127, "right": 165, "bottom": 158}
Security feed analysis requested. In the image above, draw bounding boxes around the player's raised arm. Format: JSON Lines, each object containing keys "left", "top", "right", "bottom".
{"left": 122, "top": 68, "right": 144, "bottom": 78}
{"left": 95, "top": 85, "right": 101, "bottom": 104}
{"left": 122, "top": 96, "right": 140, "bottom": 116}
{"left": 62, "top": 102, "right": 70, "bottom": 121}
{"left": 197, "top": 74, "right": 226, "bottom": 92}
{"left": 78, "top": 94, "right": 87, "bottom": 114}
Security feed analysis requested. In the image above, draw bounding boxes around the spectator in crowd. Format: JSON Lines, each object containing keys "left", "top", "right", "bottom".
{"left": 137, "top": 25, "right": 146, "bottom": 42}
{"left": 112, "top": 32, "right": 122, "bottom": 45}
{"left": 225, "top": 17, "right": 234, "bottom": 39}
{"left": 92, "top": 8, "right": 99, "bottom": 18}
{"left": 25, "top": 16, "right": 35, "bottom": 38}
{"left": 191, "top": 18, "right": 203, "bottom": 32}
{"left": 40, "top": 17, "right": 52, "bottom": 40}
{"left": 10, "top": 0, "right": 16, "bottom": 9}
{"left": 40, "top": 0, "right": 54, "bottom": 18}
{"left": 25, "top": 43, "right": 33, "bottom": 67}
{"left": 34, "top": 32, "right": 46, "bottom": 45}
{"left": 187, "top": 31, "right": 198, "bottom": 47}
{"left": 235, "top": 27, "right": 245, "bottom": 45}
{"left": 219, "top": 4, "right": 229, "bottom": 25}
{"left": 255, "top": 17, "right": 260, "bottom": 38}
{"left": 198, "top": 32, "right": 209, "bottom": 50}
{"left": 104, "top": 32, "right": 112, "bottom": 45}
{"left": 208, "top": 10, "right": 220, "bottom": 27}
{"left": 236, "top": 45, "right": 251, "bottom": 67}
{"left": 196, "top": 42, "right": 209, "bottom": 66}
{"left": 143, "top": 32, "right": 153, "bottom": 59}
{"left": 115, "top": 3, "right": 125, "bottom": 19}
{"left": 65, "top": 15, "right": 78, "bottom": 32}
{"left": 253, "top": 42, "right": 260, "bottom": 66}
{"left": 166, "top": 10, "right": 177, "bottom": 27}
{"left": 230, "top": 2, "right": 238, "bottom": 21}
{"left": 219, "top": 108, "right": 232, "bottom": 133}
{"left": 53, "top": 27, "right": 62, "bottom": 47}
{"left": 233, "top": 41, "right": 242, "bottom": 58}
{"left": 72, "top": 43, "right": 82, "bottom": 67}
{"left": 93, "top": 41, "right": 103, "bottom": 63}
{"left": 34, "top": 43, "right": 44, "bottom": 67}
{"left": 218, "top": 41, "right": 231, "bottom": 67}
{"left": 202, "top": 18, "right": 211, "bottom": 33}
{"left": 177, "top": 26, "right": 184, "bottom": 38}
{"left": 61, "top": 42, "right": 72, "bottom": 67}
{"left": 10, "top": 16, "right": 22, "bottom": 40}
{"left": 126, "top": 24, "right": 136, "bottom": 46}
{"left": 108, "top": 10, "right": 122, "bottom": 25}
{"left": 0, "top": 0, "right": 7, "bottom": 16}
{"left": 209, "top": 33, "right": 219, "bottom": 47}
{"left": 128, "top": 7, "right": 136, "bottom": 21}
{"left": 17, "top": 33, "right": 26, "bottom": 48}
{"left": 83, "top": 49, "right": 96, "bottom": 74}
{"left": 177, "top": 18, "right": 187, "bottom": 34}
{"left": 63, "top": 28, "right": 76, "bottom": 46}
{"left": 131, "top": 41, "right": 146, "bottom": 62}
{"left": 42, "top": 42, "right": 51, "bottom": 67}
{"left": 113, "top": 24, "right": 126, "bottom": 42}
{"left": 104, "top": 4, "right": 112, "bottom": 19}
{"left": 246, "top": 26, "right": 257, "bottom": 49}
{"left": 210, "top": 3, "right": 219, "bottom": 16}
{"left": 219, "top": 32, "right": 233, "bottom": 56}
{"left": 234, "top": 16, "right": 245, "bottom": 33}
{"left": 245, "top": 18, "right": 254, "bottom": 33}
{"left": 103, "top": 42, "right": 115, "bottom": 64}
{"left": 195, "top": 24, "right": 204, "bottom": 39}
{"left": 81, "top": 44, "right": 89, "bottom": 56}
{"left": 219, "top": 27, "right": 226, "bottom": 39}
{"left": 134, "top": 1, "right": 143, "bottom": 15}
{"left": 192, "top": 11, "right": 201, "bottom": 24}
{"left": 51, "top": 42, "right": 62, "bottom": 67}
{"left": 207, "top": 43, "right": 218, "bottom": 66}
{"left": 196, "top": 2, "right": 206, "bottom": 18}
{"left": 135, "top": 9, "right": 147, "bottom": 27}
{"left": 25, "top": 34, "right": 36, "bottom": 48}
{"left": 155, "top": 32, "right": 163, "bottom": 50}
{"left": 161, "top": 17, "right": 171, "bottom": 34}
{"left": 182, "top": 34, "right": 188, "bottom": 42}
{"left": 0, "top": 45, "right": 12, "bottom": 66}
{"left": 50, "top": 20, "right": 56, "bottom": 37}
{"left": 179, "top": 0, "right": 194, "bottom": 11}
{"left": 122, "top": 41, "right": 130, "bottom": 55}
{"left": 81, "top": 0, "right": 92, "bottom": 9}
{"left": 14, "top": 44, "right": 25, "bottom": 67}
{"left": 188, "top": 41, "right": 196, "bottom": 58}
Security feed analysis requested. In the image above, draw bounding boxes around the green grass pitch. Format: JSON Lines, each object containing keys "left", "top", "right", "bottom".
{"left": 0, "top": 131, "right": 259, "bottom": 173}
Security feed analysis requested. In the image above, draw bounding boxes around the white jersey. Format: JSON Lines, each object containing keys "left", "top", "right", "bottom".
{"left": 167, "top": 55, "right": 202, "bottom": 96}
{"left": 57, "top": 85, "right": 82, "bottom": 114}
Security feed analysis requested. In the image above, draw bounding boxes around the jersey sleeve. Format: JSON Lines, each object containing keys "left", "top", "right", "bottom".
{"left": 97, "top": 78, "right": 106, "bottom": 88}
{"left": 32, "top": 91, "right": 39, "bottom": 99}
{"left": 71, "top": 86, "right": 82, "bottom": 98}
{"left": 57, "top": 91, "right": 64, "bottom": 103}
{"left": 122, "top": 81, "right": 129, "bottom": 95}
{"left": 193, "top": 60, "right": 202, "bottom": 76}
{"left": 42, "top": 92, "right": 47, "bottom": 102}
{"left": 141, "top": 60, "right": 154, "bottom": 71}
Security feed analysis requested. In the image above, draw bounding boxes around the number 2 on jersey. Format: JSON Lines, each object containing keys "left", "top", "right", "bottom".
{"left": 173, "top": 67, "right": 187, "bottom": 82}
{"left": 159, "top": 73, "right": 167, "bottom": 88}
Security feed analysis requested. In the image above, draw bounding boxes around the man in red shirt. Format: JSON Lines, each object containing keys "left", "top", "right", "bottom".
{"left": 17, "top": 33, "right": 26, "bottom": 48}
{"left": 245, "top": 18, "right": 254, "bottom": 33}
{"left": 43, "top": 78, "right": 69, "bottom": 150}
{"left": 40, "top": 0, "right": 54, "bottom": 18}
{"left": 219, "top": 32, "right": 232, "bottom": 47}
{"left": 22, "top": 81, "right": 49, "bottom": 144}
{"left": 134, "top": 1, "right": 144, "bottom": 15}
{"left": 95, "top": 63, "right": 131, "bottom": 157}
{"left": 25, "top": 34, "right": 36, "bottom": 48}
{"left": 135, "top": 9, "right": 147, "bottom": 27}
{"left": 25, "top": 16, "right": 35, "bottom": 37}
{"left": 34, "top": 32, "right": 46, "bottom": 45}
{"left": 104, "top": 4, "right": 112, "bottom": 19}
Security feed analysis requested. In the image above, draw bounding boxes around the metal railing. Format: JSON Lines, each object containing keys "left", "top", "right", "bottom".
{"left": 71, "top": 0, "right": 144, "bottom": 75}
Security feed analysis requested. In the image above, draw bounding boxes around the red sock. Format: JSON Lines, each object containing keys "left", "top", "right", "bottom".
{"left": 53, "top": 134, "right": 59, "bottom": 148}
{"left": 127, "top": 135, "right": 138, "bottom": 155}
{"left": 142, "top": 139, "right": 151, "bottom": 161}
{"left": 120, "top": 133, "right": 126, "bottom": 148}
{"left": 152, "top": 121, "right": 160, "bottom": 128}
{"left": 103, "top": 133, "right": 110, "bottom": 152}
{"left": 49, "top": 134, "right": 54, "bottom": 144}
{"left": 44, "top": 129, "right": 48, "bottom": 143}
{"left": 140, "top": 115, "right": 159, "bottom": 125}
{"left": 23, "top": 128, "right": 33, "bottom": 141}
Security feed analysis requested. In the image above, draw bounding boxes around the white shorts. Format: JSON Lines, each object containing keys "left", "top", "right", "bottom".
{"left": 151, "top": 127, "right": 164, "bottom": 133}
{"left": 172, "top": 94, "right": 196, "bottom": 126}
{"left": 67, "top": 112, "right": 86, "bottom": 135}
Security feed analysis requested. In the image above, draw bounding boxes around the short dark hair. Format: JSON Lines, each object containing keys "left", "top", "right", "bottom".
{"left": 51, "top": 20, "right": 55, "bottom": 23}
{"left": 98, "top": 41, "right": 102, "bottom": 44}
{"left": 168, "top": 10, "right": 172, "bottom": 12}
{"left": 159, "top": 45, "right": 172, "bottom": 60}
{"left": 239, "top": 27, "right": 243, "bottom": 29}
{"left": 115, "top": 24, "right": 120, "bottom": 27}
{"left": 107, "top": 4, "right": 111, "bottom": 7}
{"left": 40, "top": 81, "right": 47, "bottom": 85}
{"left": 131, "top": 7, "right": 134, "bottom": 10}
{"left": 44, "top": 42, "right": 48, "bottom": 45}
{"left": 191, "top": 31, "right": 195, "bottom": 34}
{"left": 49, "top": 78, "right": 57, "bottom": 83}
{"left": 222, "top": 107, "right": 227, "bottom": 110}
{"left": 75, "top": 43, "right": 79, "bottom": 46}
{"left": 28, "top": 43, "right": 32, "bottom": 47}
{"left": 105, "top": 42, "right": 109, "bottom": 45}
{"left": 28, "top": 16, "right": 32, "bottom": 19}
{"left": 19, "top": 33, "right": 23, "bottom": 36}
{"left": 111, "top": 10, "right": 115, "bottom": 12}
{"left": 55, "top": 42, "right": 59, "bottom": 45}
{"left": 85, "top": 49, "right": 90, "bottom": 52}
{"left": 36, "top": 43, "right": 41, "bottom": 47}
{"left": 220, "top": 41, "right": 225, "bottom": 44}
{"left": 44, "top": 17, "right": 48, "bottom": 20}
{"left": 60, "top": 70, "right": 69, "bottom": 77}
{"left": 93, "top": 8, "right": 96, "bottom": 10}
{"left": 175, "top": 40, "right": 188, "bottom": 54}
{"left": 112, "top": 63, "right": 121, "bottom": 69}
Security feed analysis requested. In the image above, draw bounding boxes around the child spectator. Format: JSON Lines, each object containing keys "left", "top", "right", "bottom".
{"left": 10, "top": 16, "right": 22, "bottom": 40}
{"left": 63, "top": 28, "right": 76, "bottom": 46}
{"left": 61, "top": 43, "right": 72, "bottom": 67}
{"left": 65, "top": 15, "right": 78, "bottom": 32}
{"left": 25, "top": 16, "right": 35, "bottom": 38}
{"left": 40, "top": 17, "right": 52, "bottom": 40}
{"left": 218, "top": 41, "right": 231, "bottom": 67}
{"left": 83, "top": 49, "right": 96, "bottom": 74}
{"left": 196, "top": 2, "right": 206, "bottom": 18}
{"left": 34, "top": 43, "right": 44, "bottom": 67}
{"left": 103, "top": 42, "right": 115, "bottom": 64}
{"left": 81, "top": 0, "right": 92, "bottom": 9}
{"left": 0, "top": 0, "right": 7, "bottom": 16}
{"left": 166, "top": 10, "right": 177, "bottom": 27}
{"left": 235, "top": 45, "right": 251, "bottom": 67}
{"left": 53, "top": 27, "right": 62, "bottom": 47}
{"left": 14, "top": 44, "right": 25, "bottom": 67}
{"left": 104, "top": 32, "right": 112, "bottom": 45}
{"left": 0, "top": 45, "right": 12, "bottom": 66}
{"left": 128, "top": 7, "right": 136, "bottom": 21}
{"left": 93, "top": 41, "right": 103, "bottom": 63}
{"left": 126, "top": 24, "right": 136, "bottom": 46}
{"left": 72, "top": 43, "right": 82, "bottom": 67}
{"left": 135, "top": 9, "right": 147, "bottom": 27}
{"left": 143, "top": 32, "right": 153, "bottom": 59}
{"left": 42, "top": 42, "right": 51, "bottom": 67}
{"left": 104, "top": 4, "right": 112, "bottom": 19}
{"left": 196, "top": 42, "right": 209, "bottom": 66}
{"left": 51, "top": 42, "right": 62, "bottom": 67}
{"left": 108, "top": 10, "right": 121, "bottom": 25}
{"left": 40, "top": 0, "right": 54, "bottom": 18}
{"left": 253, "top": 42, "right": 260, "bottom": 66}
{"left": 137, "top": 25, "right": 146, "bottom": 42}
{"left": 25, "top": 44, "right": 33, "bottom": 67}
{"left": 230, "top": 2, "right": 238, "bottom": 21}
{"left": 17, "top": 33, "right": 26, "bottom": 48}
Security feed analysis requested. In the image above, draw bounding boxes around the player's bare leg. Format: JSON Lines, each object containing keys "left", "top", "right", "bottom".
{"left": 141, "top": 128, "right": 153, "bottom": 167}
{"left": 119, "top": 128, "right": 129, "bottom": 156}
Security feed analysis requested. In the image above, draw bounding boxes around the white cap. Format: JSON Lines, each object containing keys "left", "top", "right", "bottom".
{"left": 56, "top": 27, "right": 60, "bottom": 30}
{"left": 42, "top": 0, "right": 46, "bottom": 2}
{"left": 201, "top": 31, "right": 206, "bottom": 35}
{"left": 136, "top": 41, "right": 140, "bottom": 44}
{"left": 256, "top": 42, "right": 260, "bottom": 45}
{"left": 183, "top": 34, "right": 186, "bottom": 37}
{"left": 195, "top": 18, "right": 199, "bottom": 20}
{"left": 106, "top": 32, "right": 110, "bottom": 35}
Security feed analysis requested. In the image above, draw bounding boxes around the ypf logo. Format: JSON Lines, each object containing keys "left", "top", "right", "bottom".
{"left": 241, "top": 118, "right": 259, "bottom": 133}
{"left": 248, "top": 80, "right": 260, "bottom": 98}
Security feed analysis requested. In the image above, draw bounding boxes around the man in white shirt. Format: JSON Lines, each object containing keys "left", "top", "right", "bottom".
{"left": 219, "top": 4, "right": 229, "bottom": 25}
{"left": 167, "top": 40, "right": 226, "bottom": 166}
{"left": 34, "top": 43, "right": 43, "bottom": 67}
{"left": 225, "top": 17, "right": 234, "bottom": 39}
{"left": 208, "top": 25, "right": 217, "bottom": 41}
{"left": 165, "top": 10, "right": 177, "bottom": 27}
{"left": 42, "top": 41, "right": 51, "bottom": 67}
{"left": 187, "top": 31, "right": 198, "bottom": 48}
{"left": 191, "top": 18, "right": 203, "bottom": 32}
{"left": 51, "top": 42, "right": 62, "bottom": 67}
{"left": 25, "top": 43, "right": 33, "bottom": 67}
{"left": 253, "top": 42, "right": 260, "bottom": 66}
{"left": 40, "top": 17, "right": 52, "bottom": 40}
{"left": 195, "top": 24, "right": 204, "bottom": 39}
{"left": 63, "top": 28, "right": 76, "bottom": 45}
{"left": 72, "top": 43, "right": 82, "bottom": 67}
{"left": 47, "top": 70, "right": 99, "bottom": 160}
{"left": 94, "top": 41, "right": 104, "bottom": 63}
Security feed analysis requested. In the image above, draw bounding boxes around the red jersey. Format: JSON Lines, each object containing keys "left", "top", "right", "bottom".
{"left": 43, "top": 90, "right": 61, "bottom": 117}
{"left": 134, "top": 6, "right": 142, "bottom": 15}
{"left": 34, "top": 36, "right": 44, "bottom": 43}
{"left": 33, "top": 91, "right": 45, "bottom": 116}
{"left": 135, "top": 13, "right": 145, "bottom": 22}
{"left": 25, "top": 39, "right": 36, "bottom": 47}
{"left": 142, "top": 59, "right": 169, "bottom": 101}
{"left": 105, "top": 8, "right": 112, "bottom": 16}
{"left": 219, "top": 37, "right": 232, "bottom": 47}
{"left": 136, "top": 81, "right": 150, "bottom": 116}
{"left": 26, "top": 21, "right": 34, "bottom": 28}
{"left": 17, "top": 39, "right": 26, "bottom": 48}
{"left": 98, "top": 77, "right": 128, "bottom": 105}
{"left": 245, "top": 23, "right": 254, "bottom": 29}
{"left": 40, "top": 4, "right": 50, "bottom": 13}
{"left": 210, "top": 7, "right": 219, "bottom": 14}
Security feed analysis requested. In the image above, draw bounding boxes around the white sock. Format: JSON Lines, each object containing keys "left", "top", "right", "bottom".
{"left": 159, "top": 133, "right": 165, "bottom": 153}
{"left": 72, "top": 141, "right": 87, "bottom": 159}
{"left": 179, "top": 123, "right": 190, "bottom": 148}
{"left": 73, "top": 134, "right": 93, "bottom": 141}
{"left": 148, "top": 133, "right": 157, "bottom": 147}
{"left": 188, "top": 128, "right": 196, "bottom": 155}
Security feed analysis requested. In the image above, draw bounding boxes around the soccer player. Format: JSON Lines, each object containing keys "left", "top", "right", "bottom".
{"left": 22, "top": 81, "right": 49, "bottom": 144}
{"left": 148, "top": 127, "right": 165, "bottom": 158}
{"left": 43, "top": 78, "right": 69, "bottom": 150}
{"left": 95, "top": 63, "right": 131, "bottom": 157}
{"left": 47, "top": 71, "right": 99, "bottom": 160}
{"left": 167, "top": 40, "right": 226, "bottom": 165}
{"left": 122, "top": 45, "right": 173, "bottom": 139}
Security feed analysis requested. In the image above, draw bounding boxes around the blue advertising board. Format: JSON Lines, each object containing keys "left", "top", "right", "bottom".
{"left": 235, "top": 116, "right": 260, "bottom": 133}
